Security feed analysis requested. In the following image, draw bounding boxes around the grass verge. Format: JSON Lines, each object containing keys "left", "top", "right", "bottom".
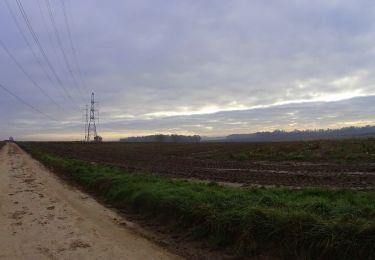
{"left": 20, "top": 143, "right": 375, "bottom": 259}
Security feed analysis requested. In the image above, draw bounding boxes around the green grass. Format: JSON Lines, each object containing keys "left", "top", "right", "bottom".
{"left": 21, "top": 143, "right": 375, "bottom": 259}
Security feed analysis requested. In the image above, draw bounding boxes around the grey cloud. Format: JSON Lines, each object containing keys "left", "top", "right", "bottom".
{"left": 1, "top": 1, "right": 375, "bottom": 140}
{"left": 97, "top": 95, "right": 375, "bottom": 140}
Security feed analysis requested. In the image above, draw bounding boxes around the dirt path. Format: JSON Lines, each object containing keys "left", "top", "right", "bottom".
{"left": 0, "top": 143, "right": 181, "bottom": 260}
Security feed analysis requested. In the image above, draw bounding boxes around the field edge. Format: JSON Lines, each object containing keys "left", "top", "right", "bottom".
{"left": 19, "top": 143, "right": 375, "bottom": 259}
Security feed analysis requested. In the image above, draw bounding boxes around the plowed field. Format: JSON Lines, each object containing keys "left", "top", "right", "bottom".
{"left": 23, "top": 140, "right": 375, "bottom": 189}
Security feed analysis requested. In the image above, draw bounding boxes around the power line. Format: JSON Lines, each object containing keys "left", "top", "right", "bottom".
{"left": 0, "top": 83, "right": 57, "bottom": 121}
{"left": 36, "top": 0, "right": 81, "bottom": 108}
{"left": 14, "top": 0, "right": 80, "bottom": 109}
{"left": 4, "top": 0, "right": 66, "bottom": 101}
{"left": 44, "top": 0, "right": 85, "bottom": 102}
{"left": 15, "top": 0, "right": 78, "bottom": 107}
{"left": 60, "top": 0, "right": 89, "bottom": 93}
{"left": 0, "top": 39, "right": 64, "bottom": 110}
{"left": 36, "top": 0, "right": 63, "bottom": 73}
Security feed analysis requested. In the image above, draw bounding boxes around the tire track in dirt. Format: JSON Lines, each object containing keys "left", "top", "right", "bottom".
{"left": 0, "top": 143, "right": 180, "bottom": 260}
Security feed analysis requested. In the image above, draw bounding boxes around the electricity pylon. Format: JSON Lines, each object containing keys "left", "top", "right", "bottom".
{"left": 84, "top": 104, "right": 88, "bottom": 141}
{"left": 86, "top": 92, "right": 102, "bottom": 142}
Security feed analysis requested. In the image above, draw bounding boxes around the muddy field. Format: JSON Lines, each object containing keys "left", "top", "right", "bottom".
{"left": 24, "top": 141, "right": 375, "bottom": 189}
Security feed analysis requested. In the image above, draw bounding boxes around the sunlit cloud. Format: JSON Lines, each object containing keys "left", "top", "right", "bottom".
{"left": 1, "top": 1, "right": 375, "bottom": 140}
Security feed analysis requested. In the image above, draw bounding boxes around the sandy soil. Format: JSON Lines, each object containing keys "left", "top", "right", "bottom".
{"left": 0, "top": 143, "right": 181, "bottom": 260}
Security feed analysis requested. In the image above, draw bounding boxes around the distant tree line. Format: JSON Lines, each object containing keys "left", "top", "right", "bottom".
{"left": 120, "top": 134, "right": 201, "bottom": 143}
{"left": 225, "top": 125, "right": 375, "bottom": 142}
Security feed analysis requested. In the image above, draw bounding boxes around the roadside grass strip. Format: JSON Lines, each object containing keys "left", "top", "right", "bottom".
{"left": 22, "top": 144, "right": 375, "bottom": 259}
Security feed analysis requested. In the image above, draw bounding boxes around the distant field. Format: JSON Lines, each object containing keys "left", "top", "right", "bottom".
{"left": 20, "top": 139, "right": 375, "bottom": 188}
{"left": 203, "top": 138, "right": 375, "bottom": 162}
{"left": 0, "top": 141, "right": 5, "bottom": 150}
{"left": 20, "top": 143, "right": 375, "bottom": 259}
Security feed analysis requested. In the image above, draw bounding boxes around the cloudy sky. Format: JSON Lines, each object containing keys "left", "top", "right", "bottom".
{"left": 1, "top": 0, "right": 375, "bottom": 141}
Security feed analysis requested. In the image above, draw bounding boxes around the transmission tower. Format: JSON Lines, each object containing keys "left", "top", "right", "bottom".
{"left": 86, "top": 92, "right": 102, "bottom": 142}
{"left": 84, "top": 104, "right": 88, "bottom": 141}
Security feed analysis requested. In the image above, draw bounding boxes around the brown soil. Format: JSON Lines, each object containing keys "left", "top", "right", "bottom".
{"left": 27, "top": 142, "right": 375, "bottom": 189}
